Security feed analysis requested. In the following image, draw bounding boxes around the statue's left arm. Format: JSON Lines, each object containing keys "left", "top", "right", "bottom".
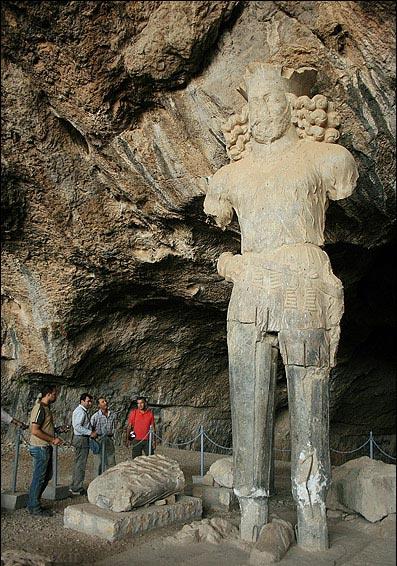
{"left": 203, "top": 168, "right": 234, "bottom": 230}
{"left": 321, "top": 144, "right": 359, "bottom": 201}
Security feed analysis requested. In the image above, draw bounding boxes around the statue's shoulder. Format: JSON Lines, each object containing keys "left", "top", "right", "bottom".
{"left": 298, "top": 140, "right": 358, "bottom": 199}
{"left": 299, "top": 139, "right": 354, "bottom": 164}
{"left": 212, "top": 159, "right": 241, "bottom": 184}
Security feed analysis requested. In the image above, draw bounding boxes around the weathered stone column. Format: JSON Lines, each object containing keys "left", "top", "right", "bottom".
{"left": 228, "top": 320, "right": 278, "bottom": 541}
{"left": 286, "top": 365, "right": 331, "bottom": 550}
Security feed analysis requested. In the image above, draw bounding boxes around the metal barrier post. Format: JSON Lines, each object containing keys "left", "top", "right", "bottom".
{"left": 11, "top": 428, "right": 21, "bottom": 493}
{"left": 200, "top": 426, "right": 204, "bottom": 477}
{"left": 101, "top": 435, "right": 107, "bottom": 474}
{"left": 148, "top": 426, "right": 153, "bottom": 456}
{"left": 369, "top": 431, "right": 374, "bottom": 459}
{"left": 51, "top": 441, "right": 58, "bottom": 486}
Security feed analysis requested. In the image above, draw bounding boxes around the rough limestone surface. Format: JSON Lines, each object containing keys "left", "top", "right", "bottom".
{"left": 209, "top": 457, "right": 234, "bottom": 488}
{"left": 166, "top": 517, "right": 238, "bottom": 545}
{"left": 326, "top": 456, "right": 396, "bottom": 522}
{"left": 87, "top": 454, "right": 185, "bottom": 512}
{"left": 250, "top": 518, "right": 295, "bottom": 564}
{"left": 64, "top": 496, "right": 202, "bottom": 542}
{"left": 192, "top": 484, "right": 239, "bottom": 512}
{"left": 1, "top": 1, "right": 395, "bottom": 455}
{"left": 1, "top": 550, "right": 53, "bottom": 566}
{"left": 202, "top": 472, "right": 215, "bottom": 486}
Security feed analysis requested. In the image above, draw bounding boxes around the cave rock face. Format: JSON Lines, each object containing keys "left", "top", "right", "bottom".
{"left": 1, "top": 2, "right": 395, "bottom": 451}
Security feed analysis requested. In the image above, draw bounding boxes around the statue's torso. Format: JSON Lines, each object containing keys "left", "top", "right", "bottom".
{"left": 229, "top": 142, "right": 328, "bottom": 252}
{"left": 219, "top": 142, "right": 344, "bottom": 347}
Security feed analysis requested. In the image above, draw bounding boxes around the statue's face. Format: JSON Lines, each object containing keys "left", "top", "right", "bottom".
{"left": 248, "top": 84, "right": 291, "bottom": 144}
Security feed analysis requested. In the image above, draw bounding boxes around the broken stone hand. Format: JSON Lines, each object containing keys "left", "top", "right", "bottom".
{"left": 217, "top": 252, "right": 242, "bottom": 282}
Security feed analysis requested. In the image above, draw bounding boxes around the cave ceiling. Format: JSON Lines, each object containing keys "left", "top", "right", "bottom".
{"left": 1, "top": 1, "right": 395, "bottom": 448}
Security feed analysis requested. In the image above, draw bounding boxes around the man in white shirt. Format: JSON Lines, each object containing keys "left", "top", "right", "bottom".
{"left": 1, "top": 406, "right": 28, "bottom": 429}
{"left": 69, "top": 393, "right": 97, "bottom": 496}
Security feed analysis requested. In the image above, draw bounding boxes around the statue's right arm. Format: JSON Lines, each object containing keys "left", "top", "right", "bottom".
{"left": 203, "top": 169, "right": 234, "bottom": 230}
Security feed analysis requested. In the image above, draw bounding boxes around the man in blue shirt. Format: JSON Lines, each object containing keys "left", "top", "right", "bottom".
{"left": 69, "top": 393, "right": 97, "bottom": 496}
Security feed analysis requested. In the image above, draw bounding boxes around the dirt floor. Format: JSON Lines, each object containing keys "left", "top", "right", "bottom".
{"left": 1, "top": 440, "right": 396, "bottom": 565}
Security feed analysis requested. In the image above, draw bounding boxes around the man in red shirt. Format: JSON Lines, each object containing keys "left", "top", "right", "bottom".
{"left": 125, "top": 397, "right": 156, "bottom": 458}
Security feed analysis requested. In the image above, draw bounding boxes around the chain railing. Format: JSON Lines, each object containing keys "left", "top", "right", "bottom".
{"left": 5, "top": 426, "right": 396, "bottom": 494}
{"left": 147, "top": 427, "right": 396, "bottom": 476}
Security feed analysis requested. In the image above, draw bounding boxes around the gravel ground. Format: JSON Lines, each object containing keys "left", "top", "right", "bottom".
{"left": 2, "top": 440, "right": 394, "bottom": 566}
{"left": 1, "top": 441, "right": 293, "bottom": 564}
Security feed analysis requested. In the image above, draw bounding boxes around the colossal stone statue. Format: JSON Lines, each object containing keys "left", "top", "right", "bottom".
{"left": 203, "top": 63, "right": 358, "bottom": 551}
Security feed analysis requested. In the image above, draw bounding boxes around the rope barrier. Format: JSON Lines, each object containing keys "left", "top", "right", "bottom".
{"left": 15, "top": 428, "right": 395, "bottom": 460}
{"left": 372, "top": 439, "right": 396, "bottom": 460}
{"left": 330, "top": 439, "right": 370, "bottom": 454}
{"left": 152, "top": 430, "right": 202, "bottom": 447}
{"left": 203, "top": 432, "right": 232, "bottom": 451}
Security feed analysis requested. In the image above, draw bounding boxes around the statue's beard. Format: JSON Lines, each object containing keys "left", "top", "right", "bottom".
{"left": 250, "top": 109, "right": 291, "bottom": 144}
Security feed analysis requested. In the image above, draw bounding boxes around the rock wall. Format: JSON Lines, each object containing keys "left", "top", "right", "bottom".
{"left": 1, "top": 1, "right": 395, "bottom": 455}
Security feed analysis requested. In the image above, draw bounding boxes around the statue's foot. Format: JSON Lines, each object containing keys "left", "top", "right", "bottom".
{"left": 296, "top": 504, "right": 329, "bottom": 551}
{"left": 238, "top": 496, "right": 269, "bottom": 542}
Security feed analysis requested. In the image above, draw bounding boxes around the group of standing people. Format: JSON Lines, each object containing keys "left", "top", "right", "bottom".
{"left": 1, "top": 385, "right": 156, "bottom": 517}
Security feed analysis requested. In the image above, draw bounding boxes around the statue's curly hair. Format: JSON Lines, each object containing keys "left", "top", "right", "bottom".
{"left": 221, "top": 105, "right": 250, "bottom": 162}
{"left": 222, "top": 94, "right": 341, "bottom": 161}
{"left": 290, "top": 94, "right": 341, "bottom": 143}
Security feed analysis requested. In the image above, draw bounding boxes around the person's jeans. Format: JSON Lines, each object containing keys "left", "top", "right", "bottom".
{"left": 95, "top": 436, "right": 116, "bottom": 476}
{"left": 28, "top": 445, "right": 53, "bottom": 512}
{"left": 71, "top": 435, "right": 89, "bottom": 491}
{"left": 131, "top": 439, "right": 154, "bottom": 459}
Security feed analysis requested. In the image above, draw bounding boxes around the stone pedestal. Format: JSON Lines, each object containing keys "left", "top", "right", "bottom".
{"left": 192, "top": 484, "right": 239, "bottom": 512}
{"left": 1, "top": 491, "right": 28, "bottom": 510}
{"left": 42, "top": 484, "right": 70, "bottom": 500}
{"left": 63, "top": 495, "right": 202, "bottom": 541}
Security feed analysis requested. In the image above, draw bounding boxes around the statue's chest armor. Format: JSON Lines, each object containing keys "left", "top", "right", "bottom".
{"left": 236, "top": 161, "right": 320, "bottom": 220}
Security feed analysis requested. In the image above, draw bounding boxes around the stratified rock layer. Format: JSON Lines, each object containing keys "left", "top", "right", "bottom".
{"left": 1, "top": 1, "right": 395, "bottom": 454}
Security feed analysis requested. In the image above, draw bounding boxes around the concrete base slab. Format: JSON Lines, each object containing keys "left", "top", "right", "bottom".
{"left": 192, "top": 484, "right": 239, "bottom": 512}
{"left": 192, "top": 475, "right": 204, "bottom": 485}
{"left": 1, "top": 491, "right": 28, "bottom": 510}
{"left": 64, "top": 495, "right": 202, "bottom": 541}
{"left": 42, "top": 484, "right": 70, "bottom": 500}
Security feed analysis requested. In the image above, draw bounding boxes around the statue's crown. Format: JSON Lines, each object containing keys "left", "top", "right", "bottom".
{"left": 241, "top": 62, "right": 317, "bottom": 99}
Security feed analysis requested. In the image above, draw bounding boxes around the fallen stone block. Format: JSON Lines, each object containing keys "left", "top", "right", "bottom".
{"left": 166, "top": 517, "right": 238, "bottom": 545}
{"left": 250, "top": 518, "right": 295, "bottom": 564}
{"left": 327, "top": 456, "right": 396, "bottom": 522}
{"left": 87, "top": 454, "right": 185, "bottom": 512}
{"left": 326, "top": 509, "right": 343, "bottom": 519}
{"left": 64, "top": 495, "right": 202, "bottom": 541}
{"left": 209, "top": 457, "right": 233, "bottom": 488}
{"left": 192, "top": 484, "right": 238, "bottom": 512}
{"left": 202, "top": 472, "right": 215, "bottom": 486}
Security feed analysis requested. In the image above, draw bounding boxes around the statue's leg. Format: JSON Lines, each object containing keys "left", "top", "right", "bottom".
{"left": 279, "top": 329, "right": 331, "bottom": 551}
{"left": 228, "top": 319, "right": 278, "bottom": 542}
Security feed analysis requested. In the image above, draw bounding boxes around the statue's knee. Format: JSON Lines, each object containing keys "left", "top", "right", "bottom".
{"left": 279, "top": 329, "right": 331, "bottom": 368}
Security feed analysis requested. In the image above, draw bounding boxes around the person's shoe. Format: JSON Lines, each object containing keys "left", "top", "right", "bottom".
{"left": 68, "top": 488, "right": 81, "bottom": 496}
{"left": 28, "top": 508, "right": 53, "bottom": 517}
{"left": 79, "top": 488, "right": 87, "bottom": 496}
